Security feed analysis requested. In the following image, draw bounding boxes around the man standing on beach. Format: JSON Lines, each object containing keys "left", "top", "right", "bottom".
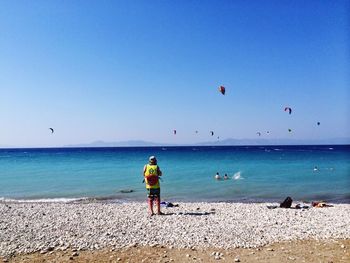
{"left": 143, "top": 156, "right": 163, "bottom": 216}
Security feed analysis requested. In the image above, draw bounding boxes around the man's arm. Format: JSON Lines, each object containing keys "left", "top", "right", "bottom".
{"left": 157, "top": 166, "right": 162, "bottom": 176}
{"left": 143, "top": 165, "right": 147, "bottom": 177}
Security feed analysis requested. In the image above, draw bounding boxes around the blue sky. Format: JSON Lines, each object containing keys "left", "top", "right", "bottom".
{"left": 0, "top": 0, "right": 349, "bottom": 147}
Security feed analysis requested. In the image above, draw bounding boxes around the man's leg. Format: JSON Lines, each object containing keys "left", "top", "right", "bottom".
{"left": 147, "top": 197, "right": 154, "bottom": 215}
{"left": 155, "top": 196, "right": 161, "bottom": 214}
{"left": 154, "top": 189, "right": 163, "bottom": 215}
{"left": 147, "top": 190, "right": 155, "bottom": 216}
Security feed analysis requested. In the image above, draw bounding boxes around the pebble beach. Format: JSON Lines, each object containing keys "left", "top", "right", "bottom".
{"left": 1, "top": 201, "right": 349, "bottom": 261}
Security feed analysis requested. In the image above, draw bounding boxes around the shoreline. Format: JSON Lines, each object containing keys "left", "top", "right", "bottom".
{"left": 1, "top": 201, "right": 350, "bottom": 259}
{"left": 1, "top": 196, "right": 350, "bottom": 205}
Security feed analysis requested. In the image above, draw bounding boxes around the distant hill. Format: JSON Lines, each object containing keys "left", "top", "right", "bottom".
{"left": 198, "top": 137, "right": 350, "bottom": 146}
{"left": 0, "top": 144, "right": 12, "bottom": 148}
{"left": 64, "top": 138, "right": 350, "bottom": 147}
{"left": 64, "top": 140, "right": 174, "bottom": 147}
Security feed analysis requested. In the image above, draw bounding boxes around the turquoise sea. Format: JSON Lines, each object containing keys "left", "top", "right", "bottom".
{"left": 0, "top": 146, "right": 349, "bottom": 203}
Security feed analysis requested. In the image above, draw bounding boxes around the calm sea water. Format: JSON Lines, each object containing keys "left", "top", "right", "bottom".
{"left": 0, "top": 146, "right": 349, "bottom": 203}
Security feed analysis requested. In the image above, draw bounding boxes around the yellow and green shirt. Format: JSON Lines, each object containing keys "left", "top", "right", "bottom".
{"left": 144, "top": 164, "right": 160, "bottom": 189}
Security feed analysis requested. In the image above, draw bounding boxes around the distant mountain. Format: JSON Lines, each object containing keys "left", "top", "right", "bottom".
{"left": 65, "top": 138, "right": 350, "bottom": 148}
{"left": 0, "top": 144, "right": 12, "bottom": 148}
{"left": 198, "top": 137, "right": 350, "bottom": 146}
{"left": 64, "top": 140, "right": 174, "bottom": 147}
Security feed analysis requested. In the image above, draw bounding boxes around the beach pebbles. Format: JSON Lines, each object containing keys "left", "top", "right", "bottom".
{"left": 0, "top": 202, "right": 350, "bottom": 257}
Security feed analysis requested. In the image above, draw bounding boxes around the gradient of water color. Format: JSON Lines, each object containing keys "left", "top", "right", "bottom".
{"left": 0, "top": 146, "right": 349, "bottom": 203}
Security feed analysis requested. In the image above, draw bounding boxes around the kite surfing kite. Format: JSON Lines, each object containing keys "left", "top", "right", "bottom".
{"left": 218, "top": 86, "right": 226, "bottom": 95}
{"left": 284, "top": 107, "right": 292, "bottom": 115}
{"left": 173, "top": 130, "right": 177, "bottom": 135}
{"left": 210, "top": 131, "right": 214, "bottom": 136}
{"left": 256, "top": 132, "right": 261, "bottom": 136}
{"left": 49, "top": 128, "right": 54, "bottom": 133}
{"left": 288, "top": 129, "right": 292, "bottom": 132}
{"left": 317, "top": 122, "right": 320, "bottom": 126}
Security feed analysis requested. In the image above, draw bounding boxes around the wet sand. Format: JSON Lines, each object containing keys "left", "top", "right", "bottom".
{"left": 4, "top": 239, "right": 349, "bottom": 262}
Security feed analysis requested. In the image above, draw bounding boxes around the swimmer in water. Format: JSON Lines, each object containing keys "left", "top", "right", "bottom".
{"left": 313, "top": 166, "right": 318, "bottom": 171}
{"left": 215, "top": 172, "right": 221, "bottom": 180}
{"left": 223, "top": 173, "right": 229, "bottom": 180}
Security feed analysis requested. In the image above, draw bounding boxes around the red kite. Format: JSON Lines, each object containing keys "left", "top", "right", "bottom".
{"left": 219, "top": 86, "right": 225, "bottom": 95}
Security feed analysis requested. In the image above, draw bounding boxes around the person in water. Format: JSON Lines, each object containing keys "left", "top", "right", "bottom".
{"left": 224, "top": 173, "right": 229, "bottom": 180}
{"left": 215, "top": 172, "right": 221, "bottom": 180}
{"left": 143, "top": 156, "right": 163, "bottom": 216}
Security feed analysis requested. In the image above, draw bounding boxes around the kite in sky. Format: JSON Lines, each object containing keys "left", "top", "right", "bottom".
{"left": 173, "top": 130, "right": 177, "bottom": 135}
{"left": 256, "top": 132, "right": 261, "bottom": 136}
{"left": 218, "top": 86, "right": 225, "bottom": 95}
{"left": 284, "top": 107, "right": 292, "bottom": 114}
{"left": 210, "top": 131, "right": 214, "bottom": 136}
{"left": 317, "top": 122, "right": 320, "bottom": 126}
{"left": 49, "top": 128, "right": 54, "bottom": 133}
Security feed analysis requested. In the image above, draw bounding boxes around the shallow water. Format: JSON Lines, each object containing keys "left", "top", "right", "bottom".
{"left": 0, "top": 145, "right": 349, "bottom": 203}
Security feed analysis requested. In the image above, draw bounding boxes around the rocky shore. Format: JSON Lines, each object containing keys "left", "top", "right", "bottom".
{"left": 1, "top": 202, "right": 349, "bottom": 259}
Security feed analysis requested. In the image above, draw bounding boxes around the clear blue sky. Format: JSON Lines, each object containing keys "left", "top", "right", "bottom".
{"left": 0, "top": 0, "right": 349, "bottom": 147}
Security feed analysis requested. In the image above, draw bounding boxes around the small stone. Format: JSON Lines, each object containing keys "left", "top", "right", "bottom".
{"left": 214, "top": 255, "right": 220, "bottom": 260}
{"left": 288, "top": 257, "right": 296, "bottom": 261}
{"left": 266, "top": 248, "right": 274, "bottom": 251}
{"left": 234, "top": 258, "right": 240, "bottom": 262}
{"left": 341, "top": 244, "right": 345, "bottom": 249}
{"left": 69, "top": 256, "right": 74, "bottom": 260}
{"left": 117, "top": 258, "right": 121, "bottom": 262}
{"left": 186, "top": 254, "right": 191, "bottom": 258}
{"left": 72, "top": 252, "right": 79, "bottom": 257}
{"left": 47, "top": 246, "right": 55, "bottom": 252}
{"left": 40, "top": 250, "right": 47, "bottom": 254}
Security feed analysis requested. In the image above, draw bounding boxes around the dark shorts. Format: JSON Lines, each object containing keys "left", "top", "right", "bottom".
{"left": 147, "top": 188, "right": 160, "bottom": 198}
